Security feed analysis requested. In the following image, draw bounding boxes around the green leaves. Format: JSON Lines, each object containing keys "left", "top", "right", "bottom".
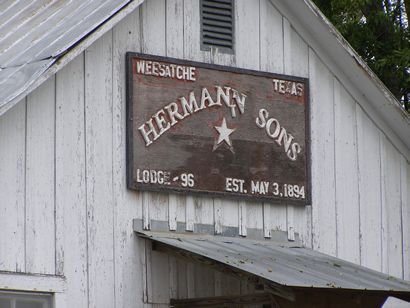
{"left": 313, "top": 0, "right": 410, "bottom": 112}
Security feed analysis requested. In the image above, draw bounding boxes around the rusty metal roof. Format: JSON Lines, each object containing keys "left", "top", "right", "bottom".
{"left": 137, "top": 230, "right": 410, "bottom": 300}
{"left": 0, "top": 0, "right": 144, "bottom": 116}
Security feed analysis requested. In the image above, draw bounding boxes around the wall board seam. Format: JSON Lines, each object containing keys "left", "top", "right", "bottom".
{"left": 54, "top": 74, "right": 58, "bottom": 276}
{"left": 332, "top": 78, "right": 338, "bottom": 258}
{"left": 400, "top": 156, "right": 407, "bottom": 279}
{"left": 354, "top": 100, "right": 363, "bottom": 266}
{"left": 111, "top": 28, "right": 117, "bottom": 307}
{"left": 23, "top": 97, "right": 27, "bottom": 273}
{"left": 83, "top": 51, "right": 91, "bottom": 307}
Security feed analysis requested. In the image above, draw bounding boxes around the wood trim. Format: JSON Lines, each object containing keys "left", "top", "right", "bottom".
{"left": 0, "top": 272, "right": 65, "bottom": 293}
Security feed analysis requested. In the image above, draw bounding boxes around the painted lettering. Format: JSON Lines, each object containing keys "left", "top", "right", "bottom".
{"left": 226, "top": 177, "right": 246, "bottom": 193}
{"left": 138, "top": 86, "right": 248, "bottom": 146}
{"left": 272, "top": 78, "right": 304, "bottom": 97}
{"left": 136, "top": 168, "right": 171, "bottom": 185}
{"left": 251, "top": 180, "right": 269, "bottom": 195}
{"left": 135, "top": 59, "right": 197, "bottom": 81}
{"left": 255, "top": 108, "right": 302, "bottom": 161}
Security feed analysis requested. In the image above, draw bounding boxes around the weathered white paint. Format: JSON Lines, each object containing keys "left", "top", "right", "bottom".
{"left": 236, "top": 0, "right": 265, "bottom": 240}
{"left": 309, "top": 48, "right": 337, "bottom": 256}
{"left": 185, "top": 195, "right": 195, "bottom": 232}
{"left": 356, "top": 104, "right": 383, "bottom": 271}
{"left": 112, "top": 8, "right": 145, "bottom": 308}
{"left": 260, "top": 0, "right": 283, "bottom": 74}
{"left": 283, "top": 17, "right": 311, "bottom": 244}
{"left": 402, "top": 158, "right": 409, "bottom": 280}
{"left": 85, "top": 31, "right": 116, "bottom": 308}
{"left": 261, "top": 4, "right": 287, "bottom": 239}
{"left": 182, "top": 0, "right": 210, "bottom": 234}
{"left": 0, "top": 272, "right": 65, "bottom": 293}
{"left": 141, "top": 0, "right": 168, "bottom": 235}
{"left": 0, "top": 0, "right": 409, "bottom": 307}
{"left": 25, "top": 77, "right": 56, "bottom": 275}
{"left": 166, "top": 0, "right": 184, "bottom": 60}
{"left": 0, "top": 100, "right": 25, "bottom": 273}
{"left": 210, "top": 34, "right": 238, "bottom": 237}
{"left": 55, "top": 54, "right": 88, "bottom": 307}
{"left": 405, "top": 161, "right": 410, "bottom": 280}
{"left": 139, "top": 2, "right": 172, "bottom": 303}
{"left": 381, "top": 135, "right": 404, "bottom": 278}
{"left": 333, "top": 79, "right": 360, "bottom": 263}
{"left": 271, "top": 0, "right": 410, "bottom": 157}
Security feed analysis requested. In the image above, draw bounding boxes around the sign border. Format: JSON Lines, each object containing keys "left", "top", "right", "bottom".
{"left": 126, "top": 52, "right": 312, "bottom": 205}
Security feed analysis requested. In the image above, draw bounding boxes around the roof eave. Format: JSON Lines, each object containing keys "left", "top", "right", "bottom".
{"left": 0, "top": 0, "right": 144, "bottom": 117}
{"left": 277, "top": 0, "right": 410, "bottom": 152}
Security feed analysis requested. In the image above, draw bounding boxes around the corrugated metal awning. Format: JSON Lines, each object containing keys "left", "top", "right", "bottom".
{"left": 136, "top": 230, "right": 410, "bottom": 303}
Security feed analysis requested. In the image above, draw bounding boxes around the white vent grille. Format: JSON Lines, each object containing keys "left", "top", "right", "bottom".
{"left": 201, "top": 0, "right": 234, "bottom": 53}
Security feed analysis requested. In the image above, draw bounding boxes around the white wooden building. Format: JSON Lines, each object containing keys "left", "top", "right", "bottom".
{"left": 0, "top": 0, "right": 409, "bottom": 307}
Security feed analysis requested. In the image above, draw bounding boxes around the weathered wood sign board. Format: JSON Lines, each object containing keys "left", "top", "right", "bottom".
{"left": 126, "top": 53, "right": 310, "bottom": 204}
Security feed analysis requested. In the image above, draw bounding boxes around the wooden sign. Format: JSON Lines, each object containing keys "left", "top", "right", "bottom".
{"left": 126, "top": 53, "right": 310, "bottom": 204}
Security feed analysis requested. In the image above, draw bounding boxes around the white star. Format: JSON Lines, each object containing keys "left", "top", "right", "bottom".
{"left": 213, "top": 117, "right": 236, "bottom": 151}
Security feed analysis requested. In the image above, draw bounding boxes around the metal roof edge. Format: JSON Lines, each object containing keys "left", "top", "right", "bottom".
{"left": 136, "top": 229, "right": 410, "bottom": 296}
{"left": 273, "top": 0, "right": 410, "bottom": 155}
{"left": 133, "top": 218, "right": 304, "bottom": 245}
{"left": 0, "top": 0, "right": 144, "bottom": 117}
{"left": 303, "top": 0, "right": 408, "bottom": 118}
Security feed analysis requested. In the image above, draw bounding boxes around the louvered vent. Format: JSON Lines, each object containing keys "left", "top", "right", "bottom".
{"left": 201, "top": 0, "right": 234, "bottom": 53}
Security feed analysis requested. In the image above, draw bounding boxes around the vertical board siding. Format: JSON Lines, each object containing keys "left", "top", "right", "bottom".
{"left": 287, "top": 26, "right": 310, "bottom": 247}
{"left": 261, "top": 1, "right": 286, "bottom": 239}
{"left": 112, "top": 7, "right": 145, "bottom": 308}
{"left": 183, "top": 0, "right": 210, "bottom": 63}
{"left": 289, "top": 27, "right": 309, "bottom": 78}
{"left": 141, "top": 1, "right": 172, "bottom": 303}
{"left": 141, "top": 0, "right": 168, "bottom": 230}
{"left": 405, "top": 161, "right": 410, "bottom": 280}
{"left": 0, "top": 100, "right": 26, "bottom": 272}
{"left": 283, "top": 19, "right": 294, "bottom": 240}
{"left": 236, "top": 0, "right": 265, "bottom": 239}
{"left": 309, "top": 49, "right": 337, "bottom": 256}
{"left": 185, "top": 195, "right": 195, "bottom": 232}
{"left": 356, "top": 105, "right": 382, "bottom": 271}
{"left": 169, "top": 254, "right": 178, "bottom": 300}
{"left": 25, "top": 77, "right": 56, "bottom": 274}
{"left": 333, "top": 79, "right": 360, "bottom": 263}
{"left": 194, "top": 264, "right": 215, "bottom": 297}
{"left": 150, "top": 247, "right": 171, "bottom": 304}
{"left": 190, "top": 34, "right": 218, "bottom": 307}
{"left": 166, "top": 0, "right": 184, "bottom": 59}
{"left": 176, "top": 260, "right": 188, "bottom": 299}
{"left": 141, "top": 0, "right": 167, "bottom": 57}
{"left": 85, "top": 31, "right": 115, "bottom": 308}
{"left": 236, "top": 0, "right": 260, "bottom": 70}
{"left": 194, "top": 197, "right": 214, "bottom": 226}
{"left": 283, "top": 18, "right": 311, "bottom": 245}
{"left": 381, "top": 135, "right": 404, "bottom": 278}
{"left": 55, "top": 54, "right": 88, "bottom": 307}
{"left": 401, "top": 158, "right": 409, "bottom": 280}
{"left": 182, "top": 0, "right": 213, "bottom": 235}
{"left": 1, "top": 2, "right": 410, "bottom": 308}
{"left": 260, "top": 0, "right": 284, "bottom": 74}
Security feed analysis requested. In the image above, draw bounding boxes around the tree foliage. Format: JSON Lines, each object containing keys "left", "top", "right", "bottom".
{"left": 312, "top": 0, "right": 410, "bottom": 112}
